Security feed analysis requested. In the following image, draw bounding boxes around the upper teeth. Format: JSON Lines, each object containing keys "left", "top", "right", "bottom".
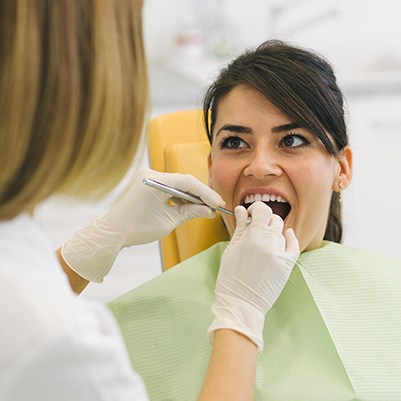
{"left": 244, "top": 193, "right": 288, "bottom": 204}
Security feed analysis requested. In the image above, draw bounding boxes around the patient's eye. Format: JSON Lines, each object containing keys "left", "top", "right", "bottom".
{"left": 280, "top": 133, "right": 310, "bottom": 148}
{"left": 220, "top": 135, "right": 247, "bottom": 149}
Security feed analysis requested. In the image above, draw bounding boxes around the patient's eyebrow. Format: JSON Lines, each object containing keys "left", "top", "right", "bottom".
{"left": 215, "top": 122, "right": 303, "bottom": 138}
{"left": 272, "top": 122, "right": 302, "bottom": 133}
{"left": 215, "top": 124, "right": 253, "bottom": 138}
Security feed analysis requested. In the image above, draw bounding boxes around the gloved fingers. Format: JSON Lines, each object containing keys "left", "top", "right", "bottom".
{"left": 111, "top": 168, "right": 170, "bottom": 209}
{"left": 175, "top": 203, "right": 216, "bottom": 220}
{"left": 283, "top": 228, "right": 300, "bottom": 257}
{"left": 246, "top": 202, "right": 285, "bottom": 237}
{"left": 247, "top": 201, "right": 273, "bottom": 225}
{"left": 235, "top": 205, "right": 248, "bottom": 225}
{"left": 167, "top": 173, "right": 225, "bottom": 209}
{"left": 230, "top": 206, "right": 249, "bottom": 241}
{"left": 141, "top": 170, "right": 178, "bottom": 202}
{"left": 141, "top": 169, "right": 225, "bottom": 211}
{"left": 247, "top": 202, "right": 280, "bottom": 233}
{"left": 268, "top": 213, "right": 284, "bottom": 231}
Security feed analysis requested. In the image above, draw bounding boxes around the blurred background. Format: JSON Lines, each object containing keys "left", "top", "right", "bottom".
{"left": 35, "top": 0, "right": 401, "bottom": 302}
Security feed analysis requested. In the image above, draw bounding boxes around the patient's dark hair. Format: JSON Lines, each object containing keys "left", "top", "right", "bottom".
{"left": 203, "top": 39, "right": 348, "bottom": 243}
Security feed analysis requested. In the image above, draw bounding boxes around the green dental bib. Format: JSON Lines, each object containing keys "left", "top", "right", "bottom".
{"left": 109, "top": 241, "right": 401, "bottom": 401}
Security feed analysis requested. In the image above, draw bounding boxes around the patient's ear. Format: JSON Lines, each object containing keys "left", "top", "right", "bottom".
{"left": 207, "top": 153, "right": 213, "bottom": 188}
{"left": 334, "top": 146, "right": 353, "bottom": 190}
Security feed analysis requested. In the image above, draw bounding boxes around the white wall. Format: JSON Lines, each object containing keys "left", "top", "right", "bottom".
{"left": 343, "top": 93, "right": 401, "bottom": 258}
{"left": 36, "top": 0, "right": 401, "bottom": 302}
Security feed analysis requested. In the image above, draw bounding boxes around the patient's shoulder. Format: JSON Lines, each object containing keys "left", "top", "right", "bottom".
{"left": 299, "top": 241, "right": 401, "bottom": 280}
{"left": 336, "top": 241, "right": 398, "bottom": 263}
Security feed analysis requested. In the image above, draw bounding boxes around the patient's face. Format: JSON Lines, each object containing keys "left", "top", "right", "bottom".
{"left": 208, "top": 85, "right": 345, "bottom": 252}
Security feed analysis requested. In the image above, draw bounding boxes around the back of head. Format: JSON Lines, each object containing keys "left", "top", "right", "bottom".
{"left": 203, "top": 40, "right": 349, "bottom": 243}
{"left": 0, "top": 0, "right": 148, "bottom": 220}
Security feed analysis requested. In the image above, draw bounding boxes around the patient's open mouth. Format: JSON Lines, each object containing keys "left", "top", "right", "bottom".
{"left": 241, "top": 193, "right": 291, "bottom": 221}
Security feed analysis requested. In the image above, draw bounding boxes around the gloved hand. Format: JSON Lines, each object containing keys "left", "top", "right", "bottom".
{"left": 208, "top": 201, "right": 300, "bottom": 353}
{"left": 61, "top": 169, "right": 225, "bottom": 282}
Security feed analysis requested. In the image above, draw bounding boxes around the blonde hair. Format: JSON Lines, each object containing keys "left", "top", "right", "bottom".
{"left": 0, "top": 0, "right": 148, "bottom": 220}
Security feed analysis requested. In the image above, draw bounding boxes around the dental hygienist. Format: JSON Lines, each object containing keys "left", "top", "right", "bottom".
{"left": 0, "top": 1, "right": 299, "bottom": 401}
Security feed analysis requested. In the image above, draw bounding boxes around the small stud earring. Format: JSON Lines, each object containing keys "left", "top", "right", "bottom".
{"left": 338, "top": 181, "right": 343, "bottom": 203}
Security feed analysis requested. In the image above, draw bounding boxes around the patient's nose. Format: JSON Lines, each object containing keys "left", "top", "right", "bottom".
{"left": 243, "top": 149, "right": 282, "bottom": 178}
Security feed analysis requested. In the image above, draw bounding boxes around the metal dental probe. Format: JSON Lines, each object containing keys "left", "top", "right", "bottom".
{"left": 143, "top": 177, "right": 235, "bottom": 216}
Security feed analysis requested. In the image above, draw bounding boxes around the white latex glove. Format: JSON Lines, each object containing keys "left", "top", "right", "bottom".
{"left": 61, "top": 169, "right": 225, "bottom": 282}
{"left": 208, "top": 201, "right": 300, "bottom": 353}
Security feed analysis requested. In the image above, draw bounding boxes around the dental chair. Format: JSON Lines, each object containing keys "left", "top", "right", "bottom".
{"left": 147, "top": 109, "right": 229, "bottom": 270}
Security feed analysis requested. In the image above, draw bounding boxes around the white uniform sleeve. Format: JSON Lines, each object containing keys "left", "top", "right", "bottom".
{"left": 2, "top": 299, "right": 149, "bottom": 401}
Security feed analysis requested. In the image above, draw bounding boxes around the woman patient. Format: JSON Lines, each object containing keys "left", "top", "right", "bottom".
{"left": 109, "top": 40, "right": 401, "bottom": 401}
